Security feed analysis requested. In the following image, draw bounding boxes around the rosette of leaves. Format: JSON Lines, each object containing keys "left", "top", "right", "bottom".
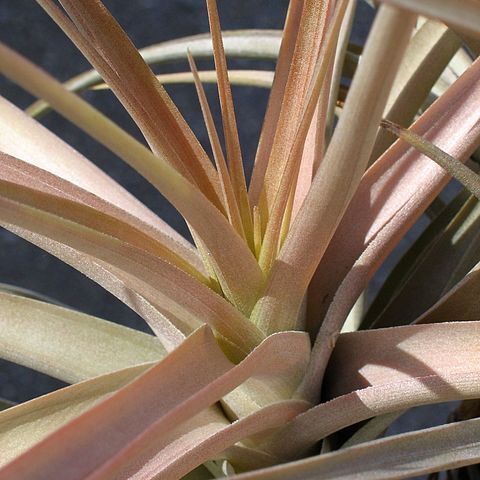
{"left": 0, "top": 0, "right": 480, "bottom": 479}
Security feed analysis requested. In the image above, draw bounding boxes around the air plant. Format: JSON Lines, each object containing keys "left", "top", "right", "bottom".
{"left": 0, "top": 0, "right": 479, "bottom": 478}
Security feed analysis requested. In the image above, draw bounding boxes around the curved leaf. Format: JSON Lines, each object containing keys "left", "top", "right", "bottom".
{"left": 0, "top": 76, "right": 264, "bottom": 315}
{"left": 0, "top": 192, "right": 264, "bottom": 357}
{"left": 94, "top": 70, "right": 275, "bottom": 89}
{"left": 0, "top": 292, "right": 165, "bottom": 383}
{"left": 301, "top": 57, "right": 480, "bottom": 400}
{"left": 267, "top": 321, "right": 480, "bottom": 458}
{"left": 27, "top": 29, "right": 282, "bottom": 117}
{"left": 4, "top": 226, "right": 187, "bottom": 352}
{"left": 0, "top": 363, "right": 154, "bottom": 467}
{"left": 231, "top": 417, "right": 480, "bottom": 480}
{"left": 0, "top": 326, "right": 310, "bottom": 479}
{"left": 379, "top": 0, "right": 480, "bottom": 39}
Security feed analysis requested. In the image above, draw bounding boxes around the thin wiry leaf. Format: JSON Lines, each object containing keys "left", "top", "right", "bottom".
{"left": 381, "top": 119, "right": 480, "bottom": 199}
{"left": 0, "top": 292, "right": 165, "bottom": 384}
{"left": 252, "top": 5, "right": 416, "bottom": 334}
{"left": 188, "top": 52, "right": 245, "bottom": 240}
{"left": 27, "top": 29, "right": 282, "bottom": 117}
{"left": 92, "top": 70, "right": 275, "bottom": 89}
{"left": 230, "top": 417, "right": 480, "bottom": 480}
{"left": 206, "top": 0, "right": 254, "bottom": 248}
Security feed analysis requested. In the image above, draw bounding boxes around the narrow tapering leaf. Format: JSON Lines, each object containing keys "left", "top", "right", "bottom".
{"left": 206, "top": 0, "right": 254, "bottom": 248}
{"left": 253, "top": 5, "right": 416, "bottom": 334}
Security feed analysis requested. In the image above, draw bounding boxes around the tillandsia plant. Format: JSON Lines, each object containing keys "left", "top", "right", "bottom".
{"left": 0, "top": 0, "right": 480, "bottom": 478}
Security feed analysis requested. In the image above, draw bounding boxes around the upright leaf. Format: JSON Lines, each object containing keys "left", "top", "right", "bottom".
{"left": 301, "top": 58, "right": 480, "bottom": 400}
{"left": 252, "top": 5, "right": 416, "bottom": 334}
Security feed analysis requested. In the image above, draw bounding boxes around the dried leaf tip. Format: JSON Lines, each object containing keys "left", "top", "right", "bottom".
{"left": 379, "top": 118, "right": 402, "bottom": 134}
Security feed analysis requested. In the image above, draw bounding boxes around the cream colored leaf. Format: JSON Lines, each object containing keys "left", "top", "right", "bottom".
{"left": 379, "top": 0, "right": 480, "bottom": 39}
{"left": 92, "top": 70, "right": 274, "bottom": 89}
{"left": 27, "top": 29, "right": 282, "bottom": 117}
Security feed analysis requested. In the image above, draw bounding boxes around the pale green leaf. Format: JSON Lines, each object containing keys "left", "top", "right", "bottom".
{"left": 0, "top": 292, "right": 165, "bottom": 383}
